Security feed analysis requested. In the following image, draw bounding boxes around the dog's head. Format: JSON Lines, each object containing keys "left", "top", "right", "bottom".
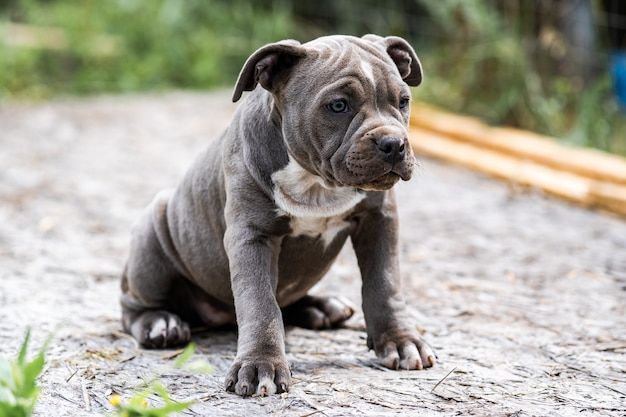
{"left": 233, "top": 34, "right": 421, "bottom": 192}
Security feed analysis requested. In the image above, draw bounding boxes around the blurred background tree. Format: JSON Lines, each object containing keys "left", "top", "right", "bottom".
{"left": 0, "top": 0, "right": 624, "bottom": 155}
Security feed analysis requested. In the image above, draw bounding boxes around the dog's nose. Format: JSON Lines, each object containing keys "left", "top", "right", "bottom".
{"left": 377, "top": 136, "right": 406, "bottom": 163}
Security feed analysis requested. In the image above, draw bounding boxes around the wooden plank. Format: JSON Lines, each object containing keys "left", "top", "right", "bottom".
{"left": 409, "top": 127, "right": 626, "bottom": 217}
{"left": 411, "top": 105, "right": 626, "bottom": 185}
{"left": 589, "top": 182, "right": 626, "bottom": 217}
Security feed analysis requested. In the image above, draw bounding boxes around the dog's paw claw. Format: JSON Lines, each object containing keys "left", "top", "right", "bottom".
{"left": 428, "top": 355, "right": 436, "bottom": 367}
{"left": 225, "top": 380, "right": 235, "bottom": 392}
{"left": 372, "top": 330, "right": 435, "bottom": 371}
{"left": 225, "top": 356, "right": 291, "bottom": 397}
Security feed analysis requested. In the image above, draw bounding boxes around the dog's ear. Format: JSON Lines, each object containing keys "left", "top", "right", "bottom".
{"left": 232, "top": 40, "right": 307, "bottom": 102}
{"left": 363, "top": 35, "right": 423, "bottom": 87}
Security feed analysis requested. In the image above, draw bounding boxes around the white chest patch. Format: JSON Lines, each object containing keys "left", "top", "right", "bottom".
{"left": 272, "top": 157, "right": 365, "bottom": 248}
{"left": 288, "top": 214, "right": 351, "bottom": 248}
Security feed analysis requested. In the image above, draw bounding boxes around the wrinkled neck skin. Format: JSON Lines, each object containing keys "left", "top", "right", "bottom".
{"left": 232, "top": 88, "right": 366, "bottom": 220}
{"left": 227, "top": 89, "right": 289, "bottom": 196}
{"left": 271, "top": 156, "right": 365, "bottom": 218}
{"left": 266, "top": 90, "right": 368, "bottom": 219}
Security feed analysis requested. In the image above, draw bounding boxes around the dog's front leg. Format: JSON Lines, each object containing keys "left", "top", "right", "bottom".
{"left": 222, "top": 223, "right": 291, "bottom": 397}
{"left": 352, "top": 191, "right": 436, "bottom": 371}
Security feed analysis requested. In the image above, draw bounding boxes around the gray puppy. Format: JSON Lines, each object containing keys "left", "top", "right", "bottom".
{"left": 120, "top": 34, "right": 436, "bottom": 397}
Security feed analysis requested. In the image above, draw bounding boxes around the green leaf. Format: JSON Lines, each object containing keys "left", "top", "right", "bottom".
{"left": 111, "top": 381, "right": 194, "bottom": 417}
{"left": 0, "top": 328, "right": 52, "bottom": 417}
{"left": 0, "top": 358, "right": 13, "bottom": 386}
{"left": 172, "top": 343, "right": 196, "bottom": 369}
{"left": 182, "top": 360, "right": 213, "bottom": 374}
{"left": 16, "top": 329, "right": 31, "bottom": 367}
{"left": 171, "top": 343, "right": 213, "bottom": 374}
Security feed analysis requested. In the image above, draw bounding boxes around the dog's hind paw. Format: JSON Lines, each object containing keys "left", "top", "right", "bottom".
{"left": 282, "top": 295, "right": 356, "bottom": 329}
{"left": 128, "top": 310, "right": 191, "bottom": 349}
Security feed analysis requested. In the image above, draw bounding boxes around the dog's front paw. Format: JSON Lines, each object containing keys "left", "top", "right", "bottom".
{"left": 368, "top": 328, "right": 436, "bottom": 370}
{"left": 224, "top": 354, "right": 292, "bottom": 397}
{"left": 128, "top": 310, "right": 191, "bottom": 349}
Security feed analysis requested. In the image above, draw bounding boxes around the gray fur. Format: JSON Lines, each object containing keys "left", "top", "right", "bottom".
{"left": 120, "top": 34, "right": 435, "bottom": 397}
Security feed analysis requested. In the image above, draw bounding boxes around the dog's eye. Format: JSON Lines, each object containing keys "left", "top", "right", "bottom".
{"left": 327, "top": 100, "right": 349, "bottom": 113}
{"left": 399, "top": 97, "right": 410, "bottom": 109}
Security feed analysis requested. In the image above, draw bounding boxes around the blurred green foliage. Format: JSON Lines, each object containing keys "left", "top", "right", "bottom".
{"left": 108, "top": 343, "right": 210, "bottom": 417}
{"left": 0, "top": 0, "right": 624, "bottom": 155}
{"left": 413, "top": 0, "right": 626, "bottom": 155}
{"left": 0, "top": 0, "right": 293, "bottom": 97}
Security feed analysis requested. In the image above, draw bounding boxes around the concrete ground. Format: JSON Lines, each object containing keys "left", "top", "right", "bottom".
{"left": 1, "top": 91, "right": 625, "bottom": 416}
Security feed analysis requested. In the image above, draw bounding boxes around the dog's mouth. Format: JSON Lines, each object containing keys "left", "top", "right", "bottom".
{"left": 337, "top": 160, "right": 414, "bottom": 191}
{"left": 332, "top": 141, "right": 415, "bottom": 191}
{"left": 356, "top": 172, "right": 403, "bottom": 191}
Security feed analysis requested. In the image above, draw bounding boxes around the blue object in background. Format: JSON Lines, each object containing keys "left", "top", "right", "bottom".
{"left": 611, "top": 50, "right": 626, "bottom": 109}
